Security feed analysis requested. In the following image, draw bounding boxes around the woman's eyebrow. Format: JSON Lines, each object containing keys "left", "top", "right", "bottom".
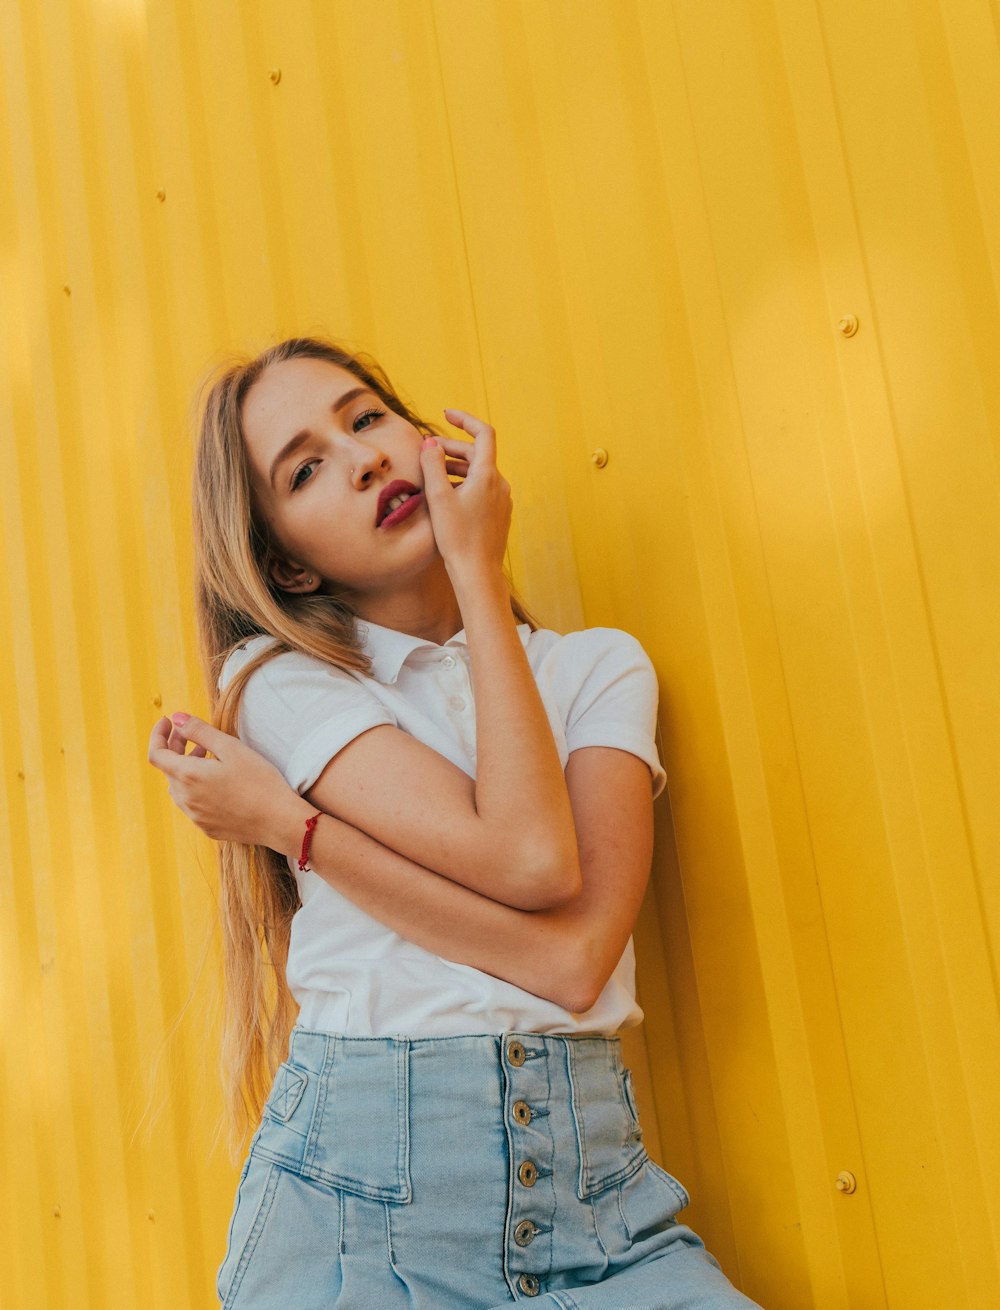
{"left": 268, "top": 386, "right": 376, "bottom": 489}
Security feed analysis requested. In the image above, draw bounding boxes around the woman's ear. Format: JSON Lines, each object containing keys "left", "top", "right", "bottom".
{"left": 267, "top": 553, "right": 318, "bottom": 593}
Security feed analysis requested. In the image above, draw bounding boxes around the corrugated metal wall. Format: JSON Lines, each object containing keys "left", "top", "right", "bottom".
{"left": 2, "top": 1, "right": 997, "bottom": 1306}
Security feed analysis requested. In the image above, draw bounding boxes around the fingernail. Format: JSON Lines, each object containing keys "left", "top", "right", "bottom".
{"left": 421, "top": 438, "right": 438, "bottom": 450}
{"left": 171, "top": 712, "right": 190, "bottom": 725}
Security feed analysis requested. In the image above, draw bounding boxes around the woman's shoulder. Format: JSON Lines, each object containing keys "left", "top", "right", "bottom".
{"left": 218, "top": 633, "right": 367, "bottom": 695}
{"left": 218, "top": 633, "right": 279, "bottom": 691}
{"left": 526, "top": 624, "right": 652, "bottom": 668}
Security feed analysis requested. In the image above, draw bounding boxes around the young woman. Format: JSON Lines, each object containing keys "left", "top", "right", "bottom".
{"left": 148, "top": 337, "right": 761, "bottom": 1309}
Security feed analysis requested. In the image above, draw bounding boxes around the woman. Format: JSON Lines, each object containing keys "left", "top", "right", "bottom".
{"left": 148, "top": 336, "right": 761, "bottom": 1308}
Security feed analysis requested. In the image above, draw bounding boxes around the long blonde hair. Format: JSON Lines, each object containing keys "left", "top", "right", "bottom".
{"left": 193, "top": 336, "right": 540, "bottom": 1164}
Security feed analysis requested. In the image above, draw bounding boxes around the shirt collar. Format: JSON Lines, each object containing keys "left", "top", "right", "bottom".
{"left": 355, "top": 617, "right": 533, "bottom": 685}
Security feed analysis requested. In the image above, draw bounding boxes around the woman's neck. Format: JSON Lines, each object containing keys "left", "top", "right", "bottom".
{"left": 351, "top": 558, "right": 467, "bottom": 647}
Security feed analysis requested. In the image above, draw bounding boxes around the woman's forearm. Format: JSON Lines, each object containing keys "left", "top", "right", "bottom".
{"left": 274, "top": 790, "right": 599, "bottom": 1012}
{"left": 451, "top": 568, "right": 581, "bottom": 895}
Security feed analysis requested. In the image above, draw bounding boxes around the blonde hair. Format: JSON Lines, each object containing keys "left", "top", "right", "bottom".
{"left": 192, "top": 336, "right": 540, "bottom": 1164}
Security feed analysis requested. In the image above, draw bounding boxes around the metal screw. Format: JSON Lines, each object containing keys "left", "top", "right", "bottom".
{"left": 269, "top": 68, "right": 282, "bottom": 84}
{"left": 155, "top": 189, "right": 166, "bottom": 202}
{"left": 838, "top": 314, "right": 859, "bottom": 337}
{"left": 591, "top": 447, "right": 609, "bottom": 468}
{"left": 152, "top": 694, "right": 162, "bottom": 707}
{"left": 835, "top": 1170, "right": 857, "bottom": 1194}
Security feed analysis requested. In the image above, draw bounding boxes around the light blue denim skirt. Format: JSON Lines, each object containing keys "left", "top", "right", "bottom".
{"left": 216, "top": 1026, "right": 761, "bottom": 1308}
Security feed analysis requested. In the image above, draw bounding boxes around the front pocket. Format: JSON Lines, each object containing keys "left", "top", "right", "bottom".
{"left": 255, "top": 1041, "right": 412, "bottom": 1205}
{"left": 566, "top": 1040, "right": 648, "bottom": 1199}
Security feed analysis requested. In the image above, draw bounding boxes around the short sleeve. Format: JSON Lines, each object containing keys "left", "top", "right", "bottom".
{"left": 560, "top": 628, "right": 667, "bottom": 799}
{"left": 219, "top": 637, "right": 397, "bottom": 794}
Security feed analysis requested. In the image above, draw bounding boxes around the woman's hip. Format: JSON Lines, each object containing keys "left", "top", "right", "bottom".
{"left": 216, "top": 1027, "right": 741, "bottom": 1308}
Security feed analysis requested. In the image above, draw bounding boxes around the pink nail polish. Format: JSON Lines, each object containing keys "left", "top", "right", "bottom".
{"left": 422, "top": 438, "right": 437, "bottom": 450}
{"left": 171, "top": 712, "right": 190, "bottom": 725}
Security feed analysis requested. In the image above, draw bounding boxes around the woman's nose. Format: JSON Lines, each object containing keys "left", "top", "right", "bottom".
{"left": 346, "top": 440, "right": 390, "bottom": 486}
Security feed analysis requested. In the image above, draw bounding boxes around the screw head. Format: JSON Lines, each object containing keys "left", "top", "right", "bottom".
{"left": 269, "top": 67, "right": 282, "bottom": 84}
{"left": 591, "top": 447, "right": 609, "bottom": 468}
{"left": 835, "top": 1170, "right": 857, "bottom": 1194}
{"left": 838, "top": 314, "right": 859, "bottom": 337}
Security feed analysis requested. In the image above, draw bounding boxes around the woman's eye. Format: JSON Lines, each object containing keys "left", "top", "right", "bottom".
{"left": 353, "top": 406, "right": 386, "bottom": 430}
{"left": 289, "top": 408, "right": 385, "bottom": 490}
{"left": 291, "top": 461, "right": 317, "bottom": 490}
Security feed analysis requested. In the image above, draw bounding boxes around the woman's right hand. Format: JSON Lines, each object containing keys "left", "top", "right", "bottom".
{"left": 147, "top": 713, "right": 304, "bottom": 850}
{"left": 420, "top": 409, "right": 512, "bottom": 584}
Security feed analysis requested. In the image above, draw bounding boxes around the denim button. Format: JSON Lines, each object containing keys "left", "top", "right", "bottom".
{"left": 518, "top": 1160, "right": 538, "bottom": 1187}
{"left": 507, "top": 1040, "right": 526, "bottom": 1067}
{"left": 517, "top": 1273, "right": 540, "bottom": 1296}
{"left": 512, "top": 1100, "right": 532, "bottom": 1126}
{"left": 514, "top": 1219, "right": 536, "bottom": 1246}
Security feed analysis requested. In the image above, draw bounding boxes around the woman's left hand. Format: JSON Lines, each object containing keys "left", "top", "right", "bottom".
{"left": 147, "top": 713, "right": 296, "bottom": 849}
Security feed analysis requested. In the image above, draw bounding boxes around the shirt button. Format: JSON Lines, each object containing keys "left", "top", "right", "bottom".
{"left": 512, "top": 1100, "right": 532, "bottom": 1126}
{"left": 442, "top": 654, "right": 456, "bottom": 668}
{"left": 517, "top": 1273, "right": 540, "bottom": 1296}
{"left": 507, "top": 1040, "right": 526, "bottom": 1067}
{"left": 514, "top": 1219, "right": 537, "bottom": 1247}
{"left": 448, "top": 695, "right": 466, "bottom": 711}
{"left": 517, "top": 1160, "right": 538, "bottom": 1187}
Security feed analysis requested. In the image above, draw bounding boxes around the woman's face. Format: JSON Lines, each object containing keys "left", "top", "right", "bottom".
{"left": 241, "top": 356, "right": 437, "bottom": 606}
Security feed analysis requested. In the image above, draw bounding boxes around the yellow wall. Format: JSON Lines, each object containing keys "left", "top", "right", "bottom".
{"left": 1, "top": 2, "right": 997, "bottom": 1306}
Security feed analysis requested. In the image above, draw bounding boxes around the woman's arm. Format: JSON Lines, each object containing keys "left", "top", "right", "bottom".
{"left": 276, "top": 744, "right": 653, "bottom": 1012}
{"left": 149, "top": 715, "right": 653, "bottom": 1009}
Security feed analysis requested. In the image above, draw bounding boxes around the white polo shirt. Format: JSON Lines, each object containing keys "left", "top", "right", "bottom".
{"left": 219, "top": 619, "right": 667, "bottom": 1038}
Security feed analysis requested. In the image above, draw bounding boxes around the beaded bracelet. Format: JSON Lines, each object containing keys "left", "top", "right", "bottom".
{"left": 297, "top": 812, "right": 322, "bottom": 872}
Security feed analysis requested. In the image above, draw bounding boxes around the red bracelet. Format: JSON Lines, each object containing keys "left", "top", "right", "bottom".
{"left": 297, "top": 812, "right": 322, "bottom": 872}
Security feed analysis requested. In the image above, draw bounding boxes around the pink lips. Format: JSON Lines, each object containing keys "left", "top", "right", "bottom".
{"left": 374, "top": 482, "right": 422, "bottom": 526}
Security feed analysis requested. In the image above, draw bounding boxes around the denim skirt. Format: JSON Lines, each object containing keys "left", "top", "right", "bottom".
{"left": 216, "top": 1026, "right": 761, "bottom": 1308}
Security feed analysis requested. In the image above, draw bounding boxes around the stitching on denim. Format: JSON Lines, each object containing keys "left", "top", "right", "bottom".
{"left": 266, "top": 1065, "right": 306, "bottom": 1123}
{"left": 587, "top": 1191, "right": 610, "bottom": 1268}
{"left": 222, "top": 1162, "right": 281, "bottom": 1307}
{"left": 383, "top": 1200, "right": 395, "bottom": 1266}
{"left": 302, "top": 1036, "right": 333, "bottom": 1177}
{"left": 216, "top": 1156, "right": 253, "bottom": 1301}
{"left": 646, "top": 1159, "right": 691, "bottom": 1210}
{"left": 253, "top": 1139, "right": 413, "bottom": 1203}
{"left": 540, "top": 1045, "right": 556, "bottom": 1276}
{"left": 500, "top": 1035, "right": 517, "bottom": 1298}
{"left": 397, "top": 1039, "right": 412, "bottom": 1199}
{"left": 582, "top": 1147, "right": 648, "bottom": 1198}
{"left": 564, "top": 1040, "right": 589, "bottom": 1200}
{"left": 615, "top": 1180, "right": 633, "bottom": 1243}
{"left": 547, "top": 1293, "right": 582, "bottom": 1310}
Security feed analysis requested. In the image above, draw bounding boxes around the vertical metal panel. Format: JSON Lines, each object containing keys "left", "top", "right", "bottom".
{"left": 1, "top": 1, "right": 997, "bottom": 1306}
